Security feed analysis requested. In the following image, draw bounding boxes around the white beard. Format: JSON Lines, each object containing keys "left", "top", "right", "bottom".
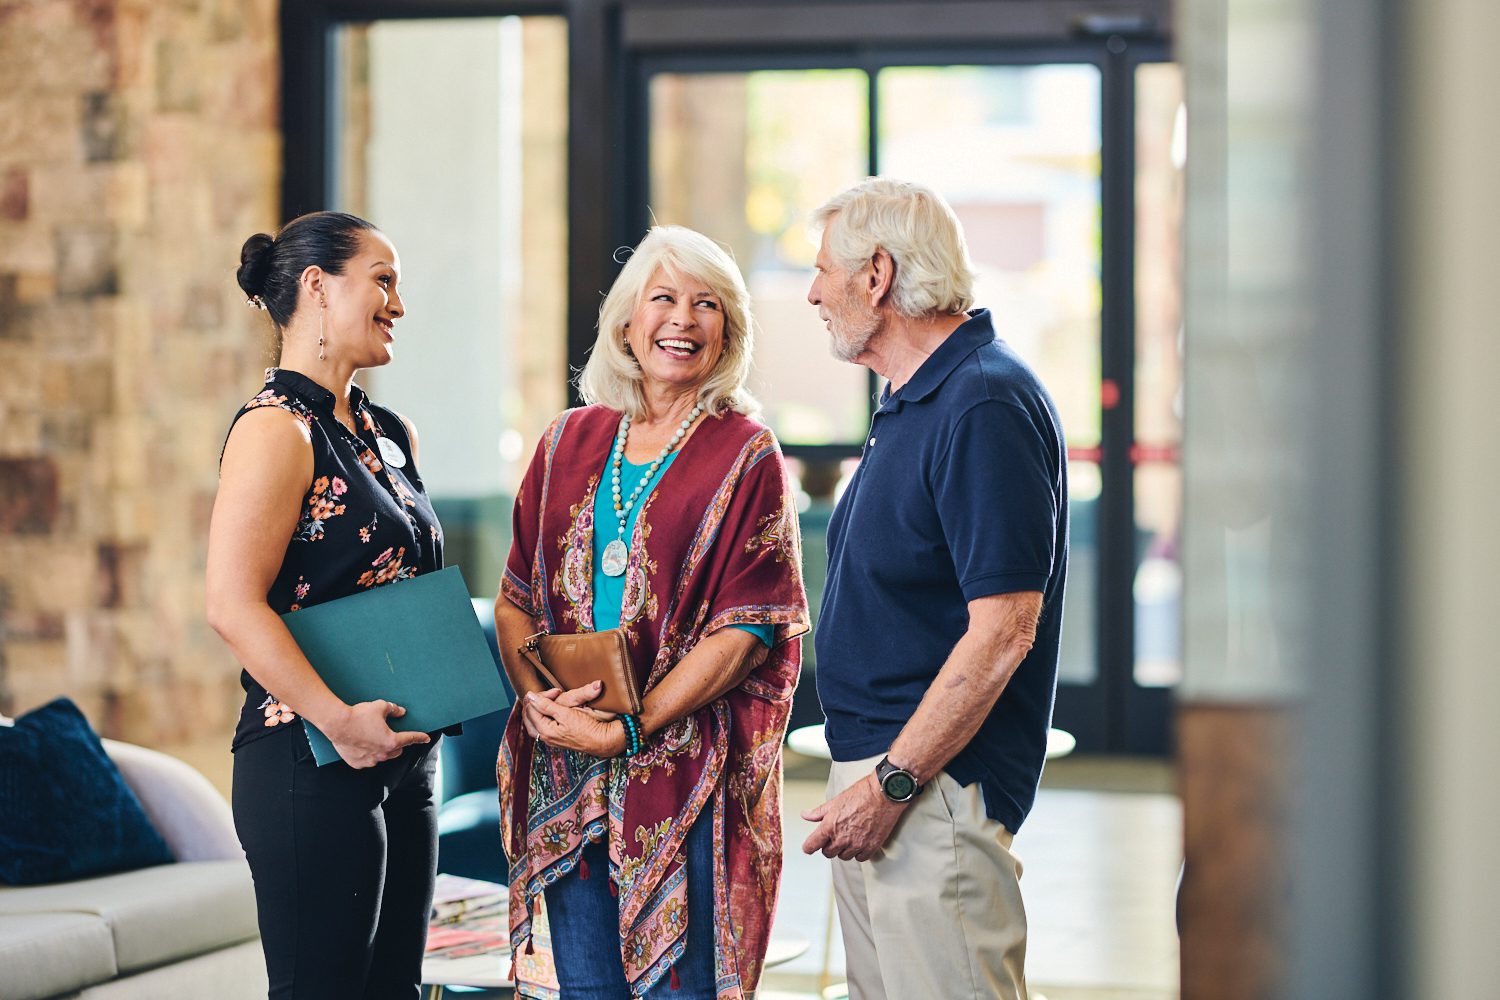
{"left": 828, "top": 312, "right": 878, "bottom": 363}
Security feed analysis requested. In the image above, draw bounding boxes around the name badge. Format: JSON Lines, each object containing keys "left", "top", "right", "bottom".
{"left": 377, "top": 436, "right": 407, "bottom": 469}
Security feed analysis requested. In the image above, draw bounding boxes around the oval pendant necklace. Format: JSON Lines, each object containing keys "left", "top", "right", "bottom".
{"left": 602, "top": 403, "right": 702, "bottom": 577}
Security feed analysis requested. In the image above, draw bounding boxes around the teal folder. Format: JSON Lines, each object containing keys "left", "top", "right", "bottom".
{"left": 279, "top": 566, "right": 511, "bottom": 766}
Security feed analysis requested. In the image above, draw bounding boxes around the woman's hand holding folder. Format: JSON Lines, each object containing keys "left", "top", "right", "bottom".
{"left": 326, "top": 699, "right": 431, "bottom": 768}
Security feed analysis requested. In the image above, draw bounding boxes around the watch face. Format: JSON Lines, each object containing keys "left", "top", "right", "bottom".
{"left": 883, "top": 770, "right": 917, "bottom": 801}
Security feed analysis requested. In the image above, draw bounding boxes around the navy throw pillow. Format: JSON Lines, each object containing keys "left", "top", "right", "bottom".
{"left": 0, "top": 697, "right": 173, "bottom": 885}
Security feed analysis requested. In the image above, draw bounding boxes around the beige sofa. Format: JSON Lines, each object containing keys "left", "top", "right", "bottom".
{"left": 0, "top": 740, "right": 265, "bottom": 1000}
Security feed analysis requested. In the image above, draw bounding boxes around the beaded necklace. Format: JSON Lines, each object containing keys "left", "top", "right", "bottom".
{"left": 601, "top": 403, "right": 703, "bottom": 577}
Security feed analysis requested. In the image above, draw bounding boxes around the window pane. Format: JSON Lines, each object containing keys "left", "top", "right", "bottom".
{"left": 649, "top": 70, "right": 871, "bottom": 445}
{"left": 878, "top": 64, "right": 1103, "bottom": 447}
{"left": 1135, "top": 62, "right": 1185, "bottom": 451}
{"left": 1134, "top": 63, "right": 1185, "bottom": 688}
{"left": 1135, "top": 462, "right": 1182, "bottom": 687}
{"left": 333, "top": 17, "right": 568, "bottom": 595}
{"left": 1062, "top": 461, "right": 1101, "bottom": 684}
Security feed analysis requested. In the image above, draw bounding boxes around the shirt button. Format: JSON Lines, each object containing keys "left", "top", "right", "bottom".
{"left": 869, "top": 437, "right": 876, "bottom": 446}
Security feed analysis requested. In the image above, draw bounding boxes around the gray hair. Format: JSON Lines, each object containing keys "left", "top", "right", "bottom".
{"left": 577, "top": 226, "right": 759, "bottom": 419}
{"left": 811, "top": 177, "right": 976, "bottom": 318}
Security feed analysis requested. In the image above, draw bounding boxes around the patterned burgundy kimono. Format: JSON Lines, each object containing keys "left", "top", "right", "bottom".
{"left": 497, "top": 404, "right": 809, "bottom": 999}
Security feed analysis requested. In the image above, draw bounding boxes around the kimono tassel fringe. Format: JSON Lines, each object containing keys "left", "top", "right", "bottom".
{"left": 526, "top": 893, "right": 538, "bottom": 954}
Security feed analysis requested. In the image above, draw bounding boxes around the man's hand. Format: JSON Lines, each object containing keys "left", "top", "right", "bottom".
{"left": 800, "top": 773, "right": 908, "bottom": 862}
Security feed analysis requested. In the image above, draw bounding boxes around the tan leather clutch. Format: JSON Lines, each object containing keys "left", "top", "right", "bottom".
{"left": 517, "top": 628, "right": 643, "bottom": 715}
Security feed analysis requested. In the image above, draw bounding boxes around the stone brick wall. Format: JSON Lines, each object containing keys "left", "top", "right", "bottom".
{"left": 0, "top": 0, "right": 281, "bottom": 778}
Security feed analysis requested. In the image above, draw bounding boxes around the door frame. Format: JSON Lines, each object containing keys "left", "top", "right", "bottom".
{"left": 626, "top": 38, "right": 1174, "bottom": 754}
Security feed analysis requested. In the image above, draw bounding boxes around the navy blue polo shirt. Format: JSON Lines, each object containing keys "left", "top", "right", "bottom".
{"left": 815, "top": 309, "right": 1068, "bottom": 834}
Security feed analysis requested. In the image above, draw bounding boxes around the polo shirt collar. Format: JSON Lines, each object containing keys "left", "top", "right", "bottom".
{"left": 879, "top": 308, "right": 996, "bottom": 411}
{"left": 265, "top": 367, "right": 368, "bottom": 415}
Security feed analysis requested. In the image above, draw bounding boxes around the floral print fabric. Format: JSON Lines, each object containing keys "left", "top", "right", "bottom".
{"left": 224, "top": 368, "right": 443, "bottom": 750}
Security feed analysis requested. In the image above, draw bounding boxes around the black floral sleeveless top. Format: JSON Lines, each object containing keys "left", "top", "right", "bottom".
{"left": 224, "top": 368, "right": 444, "bottom": 751}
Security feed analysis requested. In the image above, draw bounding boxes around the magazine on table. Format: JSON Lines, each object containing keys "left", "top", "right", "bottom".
{"left": 425, "top": 915, "right": 510, "bottom": 957}
{"left": 429, "top": 873, "right": 508, "bottom": 927}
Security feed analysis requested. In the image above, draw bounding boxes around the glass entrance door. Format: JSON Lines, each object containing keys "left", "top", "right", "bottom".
{"left": 876, "top": 60, "right": 1107, "bottom": 724}
{"left": 636, "top": 45, "right": 1179, "bottom": 753}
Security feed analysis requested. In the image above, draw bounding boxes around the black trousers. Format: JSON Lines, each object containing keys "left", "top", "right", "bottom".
{"left": 232, "top": 730, "right": 440, "bottom": 1000}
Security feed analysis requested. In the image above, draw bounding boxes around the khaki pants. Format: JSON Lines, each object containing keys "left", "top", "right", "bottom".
{"left": 828, "top": 755, "right": 1029, "bottom": 1000}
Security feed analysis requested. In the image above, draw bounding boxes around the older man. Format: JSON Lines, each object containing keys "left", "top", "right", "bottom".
{"left": 801, "top": 177, "right": 1068, "bottom": 1000}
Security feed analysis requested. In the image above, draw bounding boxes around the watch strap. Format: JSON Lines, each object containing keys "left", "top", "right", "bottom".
{"left": 875, "top": 755, "right": 923, "bottom": 802}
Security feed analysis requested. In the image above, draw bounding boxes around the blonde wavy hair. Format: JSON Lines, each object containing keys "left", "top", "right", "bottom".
{"left": 811, "top": 177, "right": 976, "bottom": 318}
{"left": 577, "top": 226, "right": 760, "bottom": 419}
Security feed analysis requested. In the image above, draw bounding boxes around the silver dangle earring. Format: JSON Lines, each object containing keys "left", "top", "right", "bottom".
{"left": 318, "top": 299, "right": 326, "bottom": 361}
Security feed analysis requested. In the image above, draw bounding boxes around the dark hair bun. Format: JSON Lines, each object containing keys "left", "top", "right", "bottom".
{"left": 236, "top": 213, "right": 376, "bottom": 329}
{"left": 236, "top": 232, "right": 275, "bottom": 298}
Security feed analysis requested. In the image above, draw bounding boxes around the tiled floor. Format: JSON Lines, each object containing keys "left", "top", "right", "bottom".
{"left": 761, "top": 755, "right": 1181, "bottom": 1000}
{"left": 446, "top": 755, "right": 1181, "bottom": 1000}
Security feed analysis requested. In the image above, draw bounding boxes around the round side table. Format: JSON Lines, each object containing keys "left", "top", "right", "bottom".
{"left": 788, "top": 724, "right": 1077, "bottom": 762}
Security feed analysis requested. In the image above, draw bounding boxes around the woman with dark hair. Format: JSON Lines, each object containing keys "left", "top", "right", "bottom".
{"left": 206, "top": 211, "right": 444, "bottom": 999}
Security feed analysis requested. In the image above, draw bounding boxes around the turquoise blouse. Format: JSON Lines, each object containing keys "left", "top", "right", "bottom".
{"left": 593, "top": 450, "right": 773, "bottom": 647}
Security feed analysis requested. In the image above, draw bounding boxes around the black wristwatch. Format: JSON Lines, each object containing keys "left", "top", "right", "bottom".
{"left": 874, "top": 756, "right": 923, "bottom": 803}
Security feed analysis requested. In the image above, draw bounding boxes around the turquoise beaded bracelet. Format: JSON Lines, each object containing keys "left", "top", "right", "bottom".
{"left": 619, "top": 713, "right": 643, "bottom": 758}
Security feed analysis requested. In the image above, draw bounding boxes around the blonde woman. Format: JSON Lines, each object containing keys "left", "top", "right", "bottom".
{"left": 494, "top": 227, "right": 809, "bottom": 998}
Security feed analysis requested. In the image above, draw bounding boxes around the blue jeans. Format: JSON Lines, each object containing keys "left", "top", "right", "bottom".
{"left": 544, "top": 805, "right": 717, "bottom": 999}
